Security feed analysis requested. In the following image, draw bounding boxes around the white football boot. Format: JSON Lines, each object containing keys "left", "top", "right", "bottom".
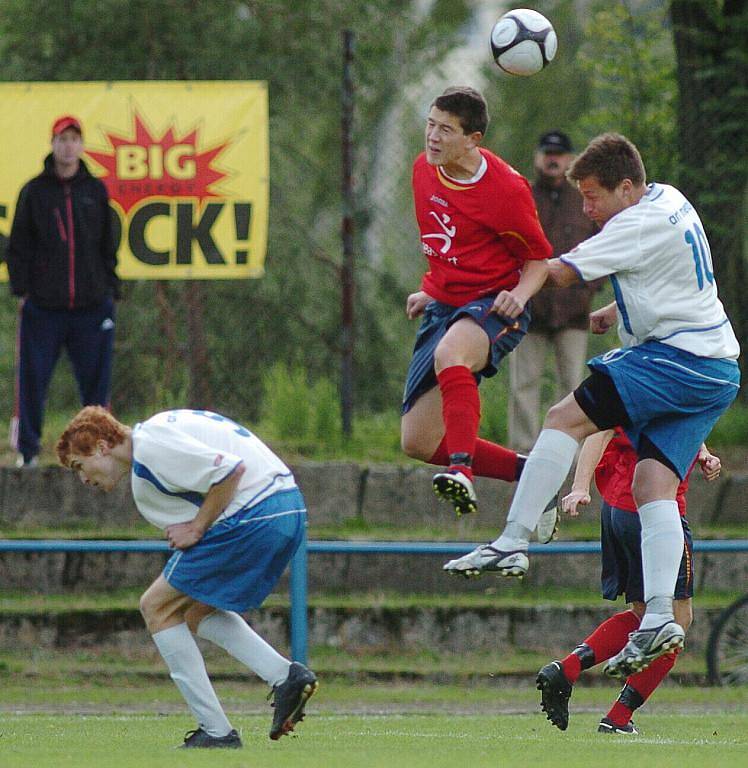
{"left": 604, "top": 621, "right": 685, "bottom": 679}
{"left": 443, "top": 544, "right": 529, "bottom": 579}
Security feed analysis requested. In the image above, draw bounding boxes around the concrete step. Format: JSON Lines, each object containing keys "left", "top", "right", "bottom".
{"left": 0, "top": 600, "right": 727, "bottom": 662}
{"left": 1, "top": 463, "right": 745, "bottom": 594}
{"left": 1, "top": 545, "right": 745, "bottom": 594}
{"left": 0, "top": 462, "right": 745, "bottom": 531}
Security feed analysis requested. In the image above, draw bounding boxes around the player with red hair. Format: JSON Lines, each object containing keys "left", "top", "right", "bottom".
{"left": 58, "top": 405, "right": 317, "bottom": 749}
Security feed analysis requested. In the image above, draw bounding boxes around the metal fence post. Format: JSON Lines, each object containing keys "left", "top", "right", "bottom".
{"left": 289, "top": 524, "right": 309, "bottom": 664}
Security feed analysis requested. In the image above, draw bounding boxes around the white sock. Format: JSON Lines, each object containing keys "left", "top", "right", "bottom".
{"left": 638, "top": 500, "right": 682, "bottom": 630}
{"left": 492, "top": 429, "right": 578, "bottom": 550}
{"left": 197, "top": 610, "right": 290, "bottom": 687}
{"left": 152, "top": 623, "right": 233, "bottom": 737}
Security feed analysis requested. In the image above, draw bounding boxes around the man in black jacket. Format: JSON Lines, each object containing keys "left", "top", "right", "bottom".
{"left": 7, "top": 115, "right": 120, "bottom": 467}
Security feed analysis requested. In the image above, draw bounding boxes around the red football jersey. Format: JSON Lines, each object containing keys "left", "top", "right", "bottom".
{"left": 412, "top": 148, "right": 551, "bottom": 306}
{"left": 594, "top": 429, "right": 694, "bottom": 517}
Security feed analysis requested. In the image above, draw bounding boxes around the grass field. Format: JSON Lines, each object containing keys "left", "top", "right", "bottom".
{"left": 1, "top": 679, "right": 745, "bottom": 768}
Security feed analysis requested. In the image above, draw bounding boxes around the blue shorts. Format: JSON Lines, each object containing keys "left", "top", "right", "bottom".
{"left": 402, "top": 296, "right": 530, "bottom": 413}
{"left": 587, "top": 340, "right": 740, "bottom": 478}
{"left": 163, "top": 488, "right": 306, "bottom": 611}
{"left": 600, "top": 502, "right": 694, "bottom": 603}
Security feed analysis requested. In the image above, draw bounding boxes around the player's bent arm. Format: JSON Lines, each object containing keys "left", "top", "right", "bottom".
{"left": 165, "top": 463, "right": 247, "bottom": 550}
{"left": 562, "top": 430, "right": 614, "bottom": 517}
{"left": 492, "top": 259, "right": 548, "bottom": 318}
{"left": 514, "top": 257, "right": 549, "bottom": 300}
{"left": 547, "top": 258, "right": 581, "bottom": 288}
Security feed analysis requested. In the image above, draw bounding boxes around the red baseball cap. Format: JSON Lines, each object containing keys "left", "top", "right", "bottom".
{"left": 51, "top": 115, "right": 82, "bottom": 137}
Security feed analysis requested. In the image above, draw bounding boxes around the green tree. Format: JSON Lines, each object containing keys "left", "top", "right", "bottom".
{"left": 671, "top": 0, "right": 748, "bottom": 393}
{"left": 0, "top": 0, "right": 467, "bottom": 423}
{"left": 572, "top": 0, "right": 679, "bottom": 182}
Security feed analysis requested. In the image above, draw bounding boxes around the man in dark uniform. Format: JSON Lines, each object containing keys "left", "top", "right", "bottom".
{"left": 7, "top": 115, "right": 120, "bottom": 467}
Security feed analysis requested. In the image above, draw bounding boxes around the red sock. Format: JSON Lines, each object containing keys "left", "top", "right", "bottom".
{"left": 560, "top": 653, "right": 583, "bottom": 684}
{"left": 561, "top": 610, "right": 641, "bottom": 683}
{"left": 436, "top": 366, "right": 480, "bottom": 480}
{"left": 626, "top": 649, "right": 679, "bottom": 699}
{"left": 606, "top": 651, "right": 678, "bottom": 726}
{"left": 583, "top": 609, "right": 641, "bottom": 663}
{"left": 605, "top": 700, "right": 634, "bottom": 728}
{"left": 428, "top": 436, "right": 519, "bottom": 481}
{"left": 473, "top": 439, "right": 519, "bottom": 480}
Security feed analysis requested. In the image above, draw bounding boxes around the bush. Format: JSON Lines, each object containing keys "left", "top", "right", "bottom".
{"left": 262, "top": 363, "right": 312, "bottom": 441}
{"left": 708, "top": 401, "right": 748, "bottom": 447}
{"left": 261, "top": 362, "right": 343, "bottom": 448}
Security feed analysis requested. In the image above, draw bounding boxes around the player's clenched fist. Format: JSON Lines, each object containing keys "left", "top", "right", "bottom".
{"left": 589, "top": 302, "right": 617, "bottom": 335}
{"left": 406, "top": 290, "right": 434, "bottom": 319}
{"left": 491, "top": 289, "right": 527, "bottom": 318}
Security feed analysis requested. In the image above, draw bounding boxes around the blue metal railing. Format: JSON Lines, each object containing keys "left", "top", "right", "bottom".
{"left": 2, "top": 536, "right": 747, "bottom": 663}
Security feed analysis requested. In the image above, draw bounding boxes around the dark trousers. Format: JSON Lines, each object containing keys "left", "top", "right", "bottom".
{"left": 13, "top": 297, "right": 115, "bottom": 461}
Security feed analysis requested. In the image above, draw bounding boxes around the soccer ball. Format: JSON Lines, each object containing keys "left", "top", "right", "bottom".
{"left": 490, "top": 8, "right": 557, "bottom": 76}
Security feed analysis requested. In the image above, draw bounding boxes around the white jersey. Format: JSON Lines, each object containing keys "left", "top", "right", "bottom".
{"left": 130, "top": 410, "right": 297, "bottom": 530}
{"left": 560, "top": 183, "right": 739, "bottom": 359}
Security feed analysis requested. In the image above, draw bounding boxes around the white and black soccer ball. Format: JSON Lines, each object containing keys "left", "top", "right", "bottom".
{"left": 490, "top": 8, "right": 557, "bottom": 76}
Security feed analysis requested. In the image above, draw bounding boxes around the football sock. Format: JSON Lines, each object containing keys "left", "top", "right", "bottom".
{"left": 559, "top": 643, "right": 596, "bottom": 685}
{"left": 606, "top": 650, "right": 679, "bottom": 726}
{"left": 197, "top": 610, "right": 290, "bottom": 687}
{"left": 436, "top": 366, "right": 481, "bottom": 481}
{"left": 428, "top": 436, "right": 519, "bottom": 481}
{"left": 561, "top": 610, "right": 641, "bottom": 682}
{"left": 638, "top": 500, "right": 682, "bottom": 629}
{"left": 560, "top": 653, "right": 582, "bottom": 685}
{"left": 152, "top": 623, "right": 233, "bottom": 737}
{"left": 492, "top": 429, "right": 578, "bottom": 550}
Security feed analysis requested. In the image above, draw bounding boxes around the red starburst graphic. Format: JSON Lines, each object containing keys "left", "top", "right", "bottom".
{"left": 86, "top": 112, "right": 231, "bottom": 212}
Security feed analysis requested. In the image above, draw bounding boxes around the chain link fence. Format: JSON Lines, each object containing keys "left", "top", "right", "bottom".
{"left": 0, "top": 0, "right": 745, "bottom": 461}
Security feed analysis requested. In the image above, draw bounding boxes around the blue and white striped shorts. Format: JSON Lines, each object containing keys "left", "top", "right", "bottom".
{"left": 402, "top": 295, "right": 530, "bottom": 414}
{"left": 163, "top": 487, "right": 306, "bottom": 611}
{"left": 588, "top": 340, "right": 740, "bottom": 478}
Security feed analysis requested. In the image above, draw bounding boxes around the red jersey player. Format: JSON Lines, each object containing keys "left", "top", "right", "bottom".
{"left": 536, "top": 427, "right": 720, "bottom": 735}
{"left": 400, "top": 86, "right": 553, "bottom": 528}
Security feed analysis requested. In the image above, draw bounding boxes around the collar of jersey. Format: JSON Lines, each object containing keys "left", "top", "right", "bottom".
{"left": 436, "top": 154, "right": 487, "bottom": 190}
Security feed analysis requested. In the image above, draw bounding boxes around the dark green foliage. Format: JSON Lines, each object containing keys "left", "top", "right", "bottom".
{"left": 0, "top": 0, "right": 745, "bottom": 437}
{"left": 0, "top": 1, "right": 466, "bottom": 426}
{"left": 484, "top": 0, "right": 594, "bottom": 176}
{"left": 671, "top": 0, "right": 748, "bottom": 397}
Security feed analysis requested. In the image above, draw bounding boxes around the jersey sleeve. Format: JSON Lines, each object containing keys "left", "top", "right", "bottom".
{"left": 559, "top": 209, "right": 642, "bottom": 281}
{"left": 492, "top": 174, "right": 552, "bottom": 262}
{"left": 135, "top": 423, "right": 243, "bottom": 494}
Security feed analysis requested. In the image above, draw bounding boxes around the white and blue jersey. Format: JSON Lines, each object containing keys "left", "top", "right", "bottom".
{"left": 560, "top": 183, "right": 739, "bottom": 360}
{"left": 560, "top": 183, "right": 740, "bottom": 477}
{"left": 131, "top": 410, "right": 306, "bottom": 611}
{"left": 131, "top": 409, "right": 297, "bottom": 530}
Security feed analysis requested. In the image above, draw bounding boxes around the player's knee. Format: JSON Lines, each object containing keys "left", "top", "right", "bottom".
{"left": 433, "top": 340, "right": 457, "bottom": 372}
{"left": 139, "top": 591, "right": 157, "bottom": 628}
{"left": 139, "top": 588, "right": 172, "bottom": 631}
{"left": 543, "top": 399, "right": 571, "bottom": 429}
{"left": 400, "top": 431, "right": 431, "bottom": 461}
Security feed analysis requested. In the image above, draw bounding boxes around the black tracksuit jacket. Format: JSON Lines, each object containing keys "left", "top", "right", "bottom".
{"left": 7, "top": 155, "right": 120, "bottom": 310}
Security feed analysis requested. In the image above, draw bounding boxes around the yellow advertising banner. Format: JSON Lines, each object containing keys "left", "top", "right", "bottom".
{"left": 0, "top": 81, "right": 268, "bottom": 280}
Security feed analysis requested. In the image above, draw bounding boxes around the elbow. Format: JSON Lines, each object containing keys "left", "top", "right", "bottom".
{"left": 548, "top": 261, "right": 576, "bottom": 288}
